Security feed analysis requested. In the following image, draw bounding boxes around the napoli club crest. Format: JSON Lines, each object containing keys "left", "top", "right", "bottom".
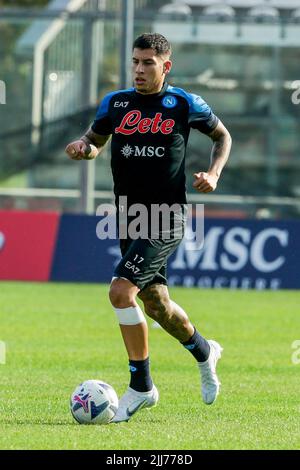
{"left": 162, "top": 95, "right": 177, "bottom": 108}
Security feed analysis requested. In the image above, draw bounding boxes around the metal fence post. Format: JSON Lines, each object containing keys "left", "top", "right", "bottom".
{"left": 79, "top": 159, "right": 95, "bottom": 214}
{"left": 80, "top": 16, "right": 95, "bottom": 214}
{"left": 120, "top": 0, "right": 135, "bottom": 89}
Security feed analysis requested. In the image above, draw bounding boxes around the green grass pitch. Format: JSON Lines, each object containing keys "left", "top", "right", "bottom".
{"left": 0, "top": 282, "right": 299, "bottom": 450}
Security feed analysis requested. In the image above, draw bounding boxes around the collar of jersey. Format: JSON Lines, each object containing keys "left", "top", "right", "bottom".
{"left": 134, "top": 81, "right": 168, "bottom": 99}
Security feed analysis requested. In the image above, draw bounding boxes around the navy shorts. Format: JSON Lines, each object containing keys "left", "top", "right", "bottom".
{"left": 113, "top": 205, "right": 187, "bottom": 290}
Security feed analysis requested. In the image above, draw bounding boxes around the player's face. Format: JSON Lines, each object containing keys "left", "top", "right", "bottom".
{"left": 132, "top": 48, "right": 172, "bottom": 94}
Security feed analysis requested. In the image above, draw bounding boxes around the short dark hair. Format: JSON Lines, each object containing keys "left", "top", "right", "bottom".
{"left": 133, "top": 33, "right": 172, "bottom": 57}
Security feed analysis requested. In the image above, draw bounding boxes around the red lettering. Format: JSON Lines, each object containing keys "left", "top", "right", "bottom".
{"left": 115, "top": 110, "right": 141, "bottom": 135}
{"left": 115, "top": 110, "right": 175, "bottom": 135}
{"left": 151, "top": 113, "right": 162, "bottom": 133}
{"left": 138, "top": 117, "right": 152, "bottom": 134}
{"left": 161, "top": 119, "right": 175, "bottom": 134}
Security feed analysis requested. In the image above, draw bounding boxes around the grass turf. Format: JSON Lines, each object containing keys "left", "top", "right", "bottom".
{"left": 0, "top": 282, "right": 299, "bottom": 450}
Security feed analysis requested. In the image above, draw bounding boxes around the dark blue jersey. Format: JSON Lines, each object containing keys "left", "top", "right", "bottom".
{"left": 91, "top": 82, "right": 218, "bottom": 206}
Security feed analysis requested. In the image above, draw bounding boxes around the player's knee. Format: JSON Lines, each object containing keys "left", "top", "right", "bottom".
{"left": 109, "top": 283, "right": 131, "bottom": 308}
{"left": 109, "top": 278, "right": 137, "bottom": 308}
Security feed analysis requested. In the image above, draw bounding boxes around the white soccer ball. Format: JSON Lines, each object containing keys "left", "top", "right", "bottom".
{"left": 70, "top": 380, "right": 118, "bottom": 425}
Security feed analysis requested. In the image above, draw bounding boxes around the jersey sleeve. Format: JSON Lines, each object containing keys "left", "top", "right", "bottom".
{"left": 188, "top": 93, "right": 219, "bottom": 134}
{"left": 91, "top": 92, "right": 114, "bottom": 135}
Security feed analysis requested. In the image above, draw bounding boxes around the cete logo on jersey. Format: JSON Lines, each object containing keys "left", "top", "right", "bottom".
{"left": 121, "top": 144, "right": 165, "bottom": 158}
{"left": 162, "top": 95, "right": 177, "bottom": 109}
{"left": 115, "top": 110, "right": 175, "bottom": 135}
{"left": 114, "top": 101, "right": 129, "bottom": 108}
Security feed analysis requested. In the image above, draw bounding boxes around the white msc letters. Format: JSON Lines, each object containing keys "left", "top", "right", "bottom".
{"left": 171, "top": 226, "right": 289, "bottom": 273}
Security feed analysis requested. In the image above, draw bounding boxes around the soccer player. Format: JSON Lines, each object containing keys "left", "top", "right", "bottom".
{"left": 65, "top": 33, "right": 232, "bottom": 423}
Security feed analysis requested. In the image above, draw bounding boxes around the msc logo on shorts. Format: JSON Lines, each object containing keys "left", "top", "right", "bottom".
{"left": 162, "top": 95, "right": 177, "bottom": 109}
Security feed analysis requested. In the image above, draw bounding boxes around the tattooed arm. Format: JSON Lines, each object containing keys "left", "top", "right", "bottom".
{"left": 193, "top": 120, "right": 232, "bottom": 193}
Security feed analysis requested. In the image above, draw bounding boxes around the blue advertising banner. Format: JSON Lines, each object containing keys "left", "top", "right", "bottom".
{"left": 51, "top": 215, "right": 300, "bottom": 290}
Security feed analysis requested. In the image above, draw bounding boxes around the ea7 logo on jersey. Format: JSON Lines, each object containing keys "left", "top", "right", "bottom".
{"left": 115, "top": 110, "right": 175, "bottom": 135}
{"left": 114, "top": 101, "right": 129, "bottom": 108}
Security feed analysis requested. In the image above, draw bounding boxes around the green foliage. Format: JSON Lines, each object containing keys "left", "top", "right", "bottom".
{"left": 0, "top": 1, "right": 49, "bottom": 6}
{"left": 0, "top": 282, "right": 299, "bottom": 449}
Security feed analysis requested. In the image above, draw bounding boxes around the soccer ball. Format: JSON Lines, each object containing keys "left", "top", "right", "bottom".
{"left": 70, "top": 380, "right": 118, "bottom": 425}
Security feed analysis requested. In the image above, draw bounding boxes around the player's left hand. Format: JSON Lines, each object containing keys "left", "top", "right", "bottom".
{"left": 193, "top": 172, "right": 218, "bottom": 193}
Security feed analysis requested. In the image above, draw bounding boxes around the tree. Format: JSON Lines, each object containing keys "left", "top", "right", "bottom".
{"left": 0, "top": 1, "right": 49, "bottom": 7}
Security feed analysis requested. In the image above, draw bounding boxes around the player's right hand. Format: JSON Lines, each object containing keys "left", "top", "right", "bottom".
{"left": 65, "top": 140, "right": 90, "bottom": 160}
